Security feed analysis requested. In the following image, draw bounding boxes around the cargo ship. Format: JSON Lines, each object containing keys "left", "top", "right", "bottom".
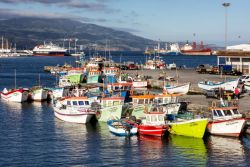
{"left": 180, "top": 41, "right": 212, "bottom": 55}
{"left": 33, "top": 42, "right": 68, "bottom": 56}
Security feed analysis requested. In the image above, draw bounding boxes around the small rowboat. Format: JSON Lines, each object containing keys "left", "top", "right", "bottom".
{"left": 107, "top": 119, "right": 138, "bottom": 136}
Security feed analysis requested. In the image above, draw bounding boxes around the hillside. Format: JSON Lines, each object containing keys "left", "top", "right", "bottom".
{"left": 0, "top": 18, "right": 155, "bottom": 51}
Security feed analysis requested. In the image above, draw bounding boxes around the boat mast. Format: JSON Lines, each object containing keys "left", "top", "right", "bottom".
{"left": 1, "top": 36, "right": 3, "bottom": 52}
{"left": 14, "top": 69, "right": 16, "bottom": 89}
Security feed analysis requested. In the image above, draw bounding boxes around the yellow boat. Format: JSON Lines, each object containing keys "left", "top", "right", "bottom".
{"left": 168, "top": 118, "right": 208, "bottom": 138}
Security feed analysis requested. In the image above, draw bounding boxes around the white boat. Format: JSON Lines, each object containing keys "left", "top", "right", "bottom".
{"left": 244, "top": 81, "right": 250, "bottom": 91}
{"left": 53, "top": 97, "right": 96, "bottom": 124}
{"left": 46, "top": 87, "right": 64, "bottom": 99}
{"left": 30, "top": 86, "right": 48, "bottom": 101}
{"left": 207, "top": 101, "right": 246, "bottom": 137}
{"left": 0, "top": 88, "right": 29, "bottom": 102}
{"left": 198, "top": 79, "right": 239, "bottom": 91}
{"left": 164, "top": 82, "right": 190, "bottom": 95}
{"left": 33, "top": 42, "right": 67, "bottom": 56}
{"left": 107, "top": 119, "right": 138, "bottom": 136}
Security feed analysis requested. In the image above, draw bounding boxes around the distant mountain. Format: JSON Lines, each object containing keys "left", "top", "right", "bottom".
{"left": 0, "top": 18, "right": 155, "bottom": 51}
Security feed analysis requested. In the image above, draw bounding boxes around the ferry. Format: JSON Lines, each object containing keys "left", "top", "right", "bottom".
{"left": 33, "top": 42, "right": 67, "bottom": 56}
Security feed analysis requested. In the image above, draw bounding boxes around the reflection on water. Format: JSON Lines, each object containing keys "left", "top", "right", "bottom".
{"left": 206, "top": 136, "right": 247, "bottom": 166}
{"left": 1, "top": 99, "right": 250, "bottom": 166}
{"left": 170, "top": 135, "right": 207, "bottom": 166}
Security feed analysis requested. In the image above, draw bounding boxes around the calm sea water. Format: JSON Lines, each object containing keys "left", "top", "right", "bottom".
{"left": 0, "top": 53, "right": 250, "bottom": 166}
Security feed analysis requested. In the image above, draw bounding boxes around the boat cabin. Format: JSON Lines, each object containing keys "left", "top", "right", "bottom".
{"left": 144, "top": 112, "right": 166, "bottom": 125}
{"left": 60, "top": 97, "right": 91, "bottom": 108}
{"left": 154, "top": 94, "right": 180, "bottom": 105}
{"left": 88, "top": 69, "right": 101, "bottom": 76}
{"left": 107, "top": 82, "right": 132, "bottom": 91}
{"left": 101, "top": 97, "right": 124, "bottom": 107}
{"left": 130, "top": 95, "right": 155, "bottom": 105}
{"left": 211, "top": 106, "right": 242, "bottom": 120}
{"left": 104, "top": 67, "right": 120, "bottom": 76}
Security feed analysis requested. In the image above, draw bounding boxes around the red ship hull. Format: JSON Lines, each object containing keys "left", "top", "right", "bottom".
{"left": 138, "top": 125, "right": 168, "bottom": 137}
{"left": 181, "top": 49, "right": 212, "bottom": 56}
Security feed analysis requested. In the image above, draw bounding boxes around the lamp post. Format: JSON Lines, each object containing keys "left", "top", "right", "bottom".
{"left": 222, "top": 2, "right": 230, "bottom": 48}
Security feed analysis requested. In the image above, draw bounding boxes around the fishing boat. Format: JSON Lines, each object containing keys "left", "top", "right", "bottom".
{"left": 198, "top": 79, "right": 239, "bottom": 91}
{"left": 0, "top": 88, "right": 29, "bottom": 102}
{"left": 95, "top": 97, "right": 124, "bottom": 122}
{"left": 164, "top": 82, "right": 190, "bottom": 95}
{"left": 138, "top": 112, "right": 169, "bottom": 137}
{"left": 107, "top": 119, "right": 138, "bottom": 136}
{"left": 30, "top": 86, "right": 48, "bottom": 101}
{"left": 167, "top": 117, "right": 208, "bottom": 138}
{"left": 207, "top": 100, "right": 246, "bottom": 137}
{"left": 53, "top": 97, "right": 96, "bottom": 123}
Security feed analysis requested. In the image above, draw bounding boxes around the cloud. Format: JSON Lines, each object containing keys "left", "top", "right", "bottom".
{"left": 0, "top": 0, "right": 120, "bottom": 13}
{"left": 0, "top": 8, "right": 108, "bottom": 23}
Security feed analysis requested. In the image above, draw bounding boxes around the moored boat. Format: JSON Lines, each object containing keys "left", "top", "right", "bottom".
{"left": 30, "top": 86, "right": 48, "bottom": 101}
{"left": 53, "top": 97, "right": 96, "bottom": 123}
{"left": 0, "top": 88, "right": 29, "bottom": 102}
{"left": 138, "top": 112, "right": 169, "bottom": 137}
{"left": 107, "top": 119, "right": 138, "bottom": 136}
{"left": 33, "top": 42, "right": 67, "bottom": 56}
{"left": 207, "top": 100, "right": 246, "bottom": 137}
{"left": 167, "top": 118, "right": 208, "bottom": 138}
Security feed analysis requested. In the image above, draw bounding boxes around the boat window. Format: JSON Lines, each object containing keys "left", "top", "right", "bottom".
{"left": 108, "top": 101, "right": 112, "bottom": 106}
{"left": 113, "top": 101, "right": 119, "bottom": 106}
{"left": 157, "top": 98, "right": 163, "bottom": 104}
{"left": 171, "top": 97, "right": 176, "bottom": 103}
{"left": 146, "top": 115, "right": 150, "bottom": 122}
{"left": 138, "top": 99, "right": 144, "bottom": 104}
{"left": 145, "top": 99, "right": 149, "bottom": 104}
{"left": 233, "top": 109, "right": 240, "bottom": 114}
{"left": 73, "top": 101, "right": 78, "bottom": 105}
{"left": 67, "top": 101, "right": 71, "bottom": 105}
{"left": 151, "top": 115, "right": 157, "bottom": 122}
{"left": 158, "top": 115, "right": 164, "bottom": 122}
{"left": 78, "top": 101, "right": 84, "bottom": 105}
{"left": 102, "top": 101, "right": 107, "bottom": 107}
{"left": 216, "top": 110, "right": 223, "bottom": 116}
{"left": 213, "top": 110, "right": 218, "bottom": 116}
{"left": 115, "top": 86, "right": 119, "bottom": 90}
{"left": 225, "top": 110, "right": 232, "bottom": 116}
{"left": 85, "top": 101, "right": 90, "bottom": 105}
{"left": 150, "top": 99, "right": 153, "bottom": 103}
{"left": 133, "top": 99, "right": 138, "bottom": 104}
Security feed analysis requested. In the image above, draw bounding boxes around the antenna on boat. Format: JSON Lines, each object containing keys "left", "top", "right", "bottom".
{"left": 38, "top": 73, "right": 41, "bottom": 87}
{"left": 14, "top": 69, "right": 16, "bottom": 89}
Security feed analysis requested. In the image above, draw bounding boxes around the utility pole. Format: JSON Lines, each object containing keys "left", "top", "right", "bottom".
{"left": 222, "top": 2, "right": 230, "bottom": 48}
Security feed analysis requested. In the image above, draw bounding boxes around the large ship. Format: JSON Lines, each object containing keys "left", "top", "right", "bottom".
{"left": 180, "top": 41, "right": 212, "bottom": 55}
{"left": 33, "top": 42, "right": 68, "bottom": 56}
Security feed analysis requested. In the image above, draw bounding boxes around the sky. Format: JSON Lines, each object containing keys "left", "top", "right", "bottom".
{"left": 0, "top": 0, "right": 249, "bottom": 46}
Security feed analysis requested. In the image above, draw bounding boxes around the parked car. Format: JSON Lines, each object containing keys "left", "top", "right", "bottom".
{"left": 120, "top": 64, "right": 128, "bottom": 70}
{"left": 196, "top": 64, "right": 212, "bottom": 74}
{"left": 204, "top": 88, "right": 234, "bottom": 99}
{"left": 127, "top": 63, "right": 138, "bottom": 70}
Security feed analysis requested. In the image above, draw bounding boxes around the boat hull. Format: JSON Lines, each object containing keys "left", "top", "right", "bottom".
{"left": 198, "top": 79, "right": 239, "bottom": 91}
{"left": 168, "top": 118, "right": 208, "bottom": 138}
{"left": 31, "top": 88, "right": 48, "bottom": 101}
{"left": 133, "top": 81, "right": 148, "bottom": 88}
{"left": 107, "top": 121, "right": 137, "bottom": 136}
{"left": 138, "top": 125, "right": 168, "bottom": 137}
{"left": 165, "top": 83, "right": 190, "bottom": 94}
{"left": 97, "top": 105, "right": 123, "bottom": 122}
{"left": 33, "top": 52, "right": 65, "bottom": 56}
{"left": 54, "top": 108, "right": 94, "bottom": 124}
{"left": 207, "top": 118, "right": 246, "bottom": 137}
{"left": 0, "top": 89, "right": 29, "bottom": 102}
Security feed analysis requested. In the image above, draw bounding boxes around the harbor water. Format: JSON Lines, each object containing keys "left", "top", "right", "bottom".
{"left": 0, "top": 53, "right": 250, "bottom": 166}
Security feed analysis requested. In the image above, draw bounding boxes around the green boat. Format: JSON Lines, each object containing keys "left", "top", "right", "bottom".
{"left": 96, "top": 97, "right": 124, "bottom": 122}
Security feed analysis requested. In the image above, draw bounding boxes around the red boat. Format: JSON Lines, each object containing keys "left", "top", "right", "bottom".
{"left": 181, "top": 41, "right": 212, "bottom": 55}
{"left": 138, "top": 112, "right": 169, "bottom": 137}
